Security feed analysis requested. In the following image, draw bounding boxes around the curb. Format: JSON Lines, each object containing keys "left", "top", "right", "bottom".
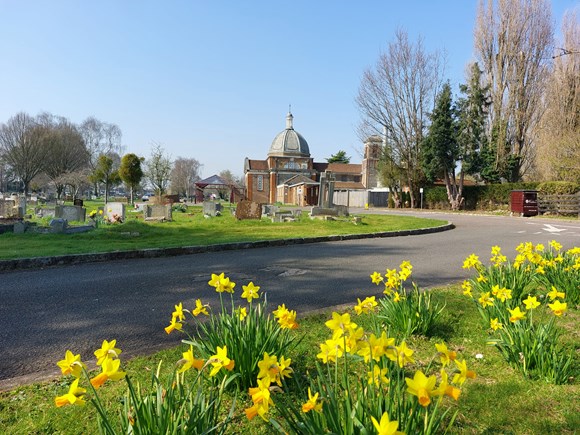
{"left": 0, "top": 222, "right": 454, "bottom": 272}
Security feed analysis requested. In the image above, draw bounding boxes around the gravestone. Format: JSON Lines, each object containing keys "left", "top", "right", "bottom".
{"left": 262, "top": 205, "right": 279, "bottom": 216}
{"left": 0, "top": 199, "right": 16, "bottom": 218}
{"left": 104, "top": 202, "right": 126, "bottom": 222}
{"left": 143, "top": 204, "right": 173, "bottom": 221}
{"left": 55, "top": 205, "right": 86, "bottom": 222}
{"left": 235, "top": 200, "right": 262, "bottom": 220}
{"left": 13, "top": 221, "right": 27, "bottom": 234}
{"left": 203, "top": 201, "right": 222, "bottom": 217}
{"left": 49, "top": 218, "right": 68, "bottom": 233}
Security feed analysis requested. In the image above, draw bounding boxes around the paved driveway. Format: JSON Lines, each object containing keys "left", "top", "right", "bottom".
{"left": 0, "top": 211, "right": 577, "bottom": 390}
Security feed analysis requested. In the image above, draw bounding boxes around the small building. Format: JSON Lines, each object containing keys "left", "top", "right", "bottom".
{"left": 244, "top": 112, "right": 381, "bottom": 206}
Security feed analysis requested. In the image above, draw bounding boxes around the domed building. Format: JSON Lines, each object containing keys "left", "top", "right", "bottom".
{"left": 244, "top": 111, "right": 382, "bottom": 206}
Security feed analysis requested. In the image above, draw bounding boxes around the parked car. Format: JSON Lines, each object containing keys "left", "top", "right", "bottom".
{"left": 142, "top": 195, "right": 150, "bottom": 201}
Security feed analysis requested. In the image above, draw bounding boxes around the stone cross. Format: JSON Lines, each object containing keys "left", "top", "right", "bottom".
{"left": 318, "top": 170, "right": 336, "bottom": 208}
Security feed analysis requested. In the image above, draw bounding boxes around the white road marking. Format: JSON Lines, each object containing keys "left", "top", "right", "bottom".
{"left": 543, "top": 224, "right": 567, "bottom": 234}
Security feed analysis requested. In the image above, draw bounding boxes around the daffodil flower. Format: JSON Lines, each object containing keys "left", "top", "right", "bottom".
{"left": 548, "top": 300, "right": 567, "bottom": 316}
{"left": 371, "top": 411, "right": 404, "bottom": 435}
{"left": 523, "top": 295, "right": 540, "bottom": 310}
{"left": 55, "top": 378, "right": 86, "bottom": 407}
{"left": 241, "top": 282, "right": 260, "bottom": 302}
{"left": 452, "top": 359, "right": 476, "bottom": 385}
{"left": 490, "top": 318, "right": 503, "bottom": 331}
{"left": 164, "top": 316, "right": 183, "bottom": 334}
{"left": 370, "top": 271, "right": 383, "bottom": 284}
{"left": 192, "top": 299, "right": 209, "bottom": 316}
{"left": 208, "top": 346, "right": 235, "bottom": 377}
{"left": 547, "top": 286, "right": 565, "bottom": 301}
{"left": 435, "top": 342, "right": 457, "bottom": 366}
{"left": 302, "top": 387, "right": 323, "bottom": 413}
{"left": 395, "top": 341, "right": 414, "bottom": 368}
{"left": 367, "top": 365, "right": 389, "bottom": 387}
{"left": 57, "top": 350, "right": 86, "bottom": 378}
{"left": 508, "top": 306, "right": 526, "bottom": 322}
{"left": 177, "top": 346, "right": 204, "bottom": 373}
{"left": 245, "top": 378, "right": 272, "bottom": 421}
{"left": 172, "top": 302, "right": 185, "bottom": 321}
{"left": 405, "top": 370, "right": 437, "bottom": 406}
{"left": 94, "top": 339, "right": 122, "bottom": 366}
{"left": 90, "top": 358, "right": 126, "bottom": 389}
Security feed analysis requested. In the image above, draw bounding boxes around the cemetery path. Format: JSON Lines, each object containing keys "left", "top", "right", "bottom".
{"left": 1, "top": 211, "right": 578, "bottom": 390}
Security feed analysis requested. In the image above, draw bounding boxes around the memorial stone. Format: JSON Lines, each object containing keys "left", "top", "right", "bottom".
{"left": 203, "top": 201, "right": 222, "bottom": 217}
{"left": 105, "top": 202, "right": 126, "bottom": 222}
{"left": 143, "top": 204, "right": 173, "bottom": 221}
{"left": 235, "top": 200, "right": 262, "bottom": 220}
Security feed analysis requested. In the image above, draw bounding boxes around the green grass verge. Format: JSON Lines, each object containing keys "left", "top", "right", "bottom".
{"left": 1, "top": 285, "right": 578, "bottom": 434}
{"left": 0, "top": 204, "right": 447, "bottom": 260}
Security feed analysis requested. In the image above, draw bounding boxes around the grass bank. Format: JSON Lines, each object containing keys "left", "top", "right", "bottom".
{"left": 0, "top": 285, "right": 577, "bottom": 434}
{"left": 0, "top": 205, "right": 447, "bottom": 260}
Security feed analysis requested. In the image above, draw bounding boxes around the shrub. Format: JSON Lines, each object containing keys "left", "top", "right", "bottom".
{"left": 537, "top": 181, "right": 580, "bottom": 195}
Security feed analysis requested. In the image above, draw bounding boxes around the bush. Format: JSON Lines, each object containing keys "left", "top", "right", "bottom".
{"left": 537, "top": 181, "right": 580, "bottom": 195}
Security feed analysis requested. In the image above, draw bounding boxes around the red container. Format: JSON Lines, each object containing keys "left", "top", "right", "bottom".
{"left": 511, "top": 190, "right": 538, "bottom": 216}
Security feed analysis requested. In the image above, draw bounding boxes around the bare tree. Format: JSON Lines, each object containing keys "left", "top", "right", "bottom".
{"left": 145, "top": 143, "right": 172, "bottom": 197}
{"left": 474, "top": 0, "right": 554, "bottom": 181}
{"left": 79, "top": 117, "right": 124, "bottom": 168}
{"left": 170, "top": 157, "right": 202, "bottom": 199}
{"left": 356, "top": 29, "right": 444, "bottom": 207}
{"left": 37, "top": 114, "right": 90, "bottom": 199}
{"left": 0, "top": 112, "right": 47, "bottom": 195}
{"left": 536, "top": 9, "right": 580, "bottom": 183}
{"left": 59, "top": 168, "right": 92, "bottom": 201}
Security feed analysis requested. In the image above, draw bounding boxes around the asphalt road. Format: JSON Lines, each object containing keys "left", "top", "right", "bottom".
{"left": 1, "top": 211, "right": 578, "bottom": 390}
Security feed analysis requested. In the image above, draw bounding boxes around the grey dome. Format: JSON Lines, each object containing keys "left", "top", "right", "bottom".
{"left": 268, "top": 112, "right": 310, "bottom": 157}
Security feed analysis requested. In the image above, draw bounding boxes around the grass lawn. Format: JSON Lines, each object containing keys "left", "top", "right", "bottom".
{"left": 0, "top": 285, "right": 578, "bottom": 434}
{"left": 0, "top": 203, "right": 447, "bottom": 260}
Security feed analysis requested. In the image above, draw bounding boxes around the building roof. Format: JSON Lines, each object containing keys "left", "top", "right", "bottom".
{"left": 195, "top": 174, "right": 232, "bottom": 187}
{"left": 268, "top": 112, "right": 310, "bottom": 158}
{"left": 245, "top": 159, "right": 269, "bottom": 171}
{"left": 313, "top": 162, "right": 363, "bottom": 174}
{"left": 279, "top": 174, "right": 318, "bottom": 187}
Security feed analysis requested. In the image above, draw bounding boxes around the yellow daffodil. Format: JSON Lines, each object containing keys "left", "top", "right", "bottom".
{"left": 462, "top": 280, "right": 473, "bottom": 297}
{"left": 452, "top": 359, "right": 476, "bottom": 385}
{"left": 94, "top": 339, "right": 122, "bottom": 365}
{"left": 523, "top": 295, "right": 540, "bottom": 310}
{"left": 357, "top": 331, "right": 395, "bottom": 363}
{"left": 490, "top": 318, "right": 503, "bottom": 331}
{"left": 435, "top": 342, "right": 457, "bottom": 366}
{"left": 192, "top": 298, "right": 209, "bottom": 316}
{"left": 317, "top": 338, "right": 344, "bottom": 363}
{"left": 274, "top": 304, "right": 299, "bottom": 329}
{"left": 478, "top": 292, "right": 494, "bottom": 308}
{"left": 508, "top": 306, "right": 526, "bottom": 322}
{"left": 368, "top": 365, "right": 389, "bottom": 387}
{"left": 547, "top": 286, "right": 565, "bottom": 301}
{"left": 548, "top": 300, "right": 567, "bottom": 316}
{"left": 354, "top": 296, "right": 377, "bottom": 315}
{"left": 164, "top": 316, "right": 183, "bottom": 334}
{"left": 241, "top": 282, "right": 260, "bottom": 302}
{"left": 495, "top": 287, "right": 512, "bottom": 303}
{"left": 177, "top": 346, "right": 204, "bottom": 373}
{"left": 245, "top": 378, "right": 272, "bottom": 421}
{"left": 90, "top": 357, "right": 126, "bottom": 389}
{"left": 172, "top": 302, "right": 185, "bottom": 321}
{"left": 57, "top": 350, "right": 86, "bottom": 378}
{"left": 371, "top": 411, "right": 404, "bottom": 435}
{"left": 208, "top": 272, "right": 224, "bottom": 287}
{"left": 370, "top": 271, "right": 384, "bottom": 284}
{"left": 463, "top": 254, "right": 481, "bottom": 270}
{"left": 208, "top": 346, "right": 235, "bottom": 377}
{"left": 535, "top": 243, "right": 545, "bottom": 252}
{"left": 476, "top": 274, "right": 488, "bottom": 283}
{"left": 325, "top": 312, "right": 356, "bottom": 337}
{"left": 238, "top": 306, "right": 247, "bottom": 321}
{"left": 55, "top": 378, "right": 86, "bottom": 407}
{"left": 434, "top": 368, "right": 461, "bottom": 401}
{"left": 395, "top": 341, "right": 414, "bottom": 368}
{"left": 405, "top": 370, "right": 437, "bottom": 407}
{"left": 302, "top": 387, "right": 323, "bottom": 413}
{"left": 393, "top": 292, "right": 401, "bottom": 302}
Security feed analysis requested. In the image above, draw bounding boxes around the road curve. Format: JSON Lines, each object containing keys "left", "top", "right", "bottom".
{"left": 1, "top": 211, "right": 578, "bottom": 390}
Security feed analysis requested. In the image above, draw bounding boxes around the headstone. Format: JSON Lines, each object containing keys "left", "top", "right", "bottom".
{"left": 55, "top": 205, "right": 86, "bottom": 222}
{"left": 310, "top": 207, "right": 339, "bottom": 217}
{"left": 203, "top": 201, "right": 222, "bottom": 217}
{"left": 235, "top": 200, "right": 262, "bottom": 220}
{"left": 262, "top": 205, "right": 279, "bottom": 216}
{"left": 133, "top": 202, "right": 146, "bottom": 212}
{"left": 13, "top": 221, "right": 26, "bottom": 234}
{"left": 73, "top": 199, "right": 84, "bottom": 207}
{"left": 143, "top": 204, "right": 173, "bottom": 221}
{"left": 318, "top": 170, "right": 336, "bottom": 208}
{"left": 49, "top": 218, "right": 68, "bottom": 233}
{"left": 104, "top": 202, "right": 126, "bottom": 222}
{"left": 0, "top": 199, "right": 16, "bottom": 218}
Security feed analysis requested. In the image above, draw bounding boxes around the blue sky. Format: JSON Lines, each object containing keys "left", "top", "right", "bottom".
{"left": 0, "top": 1, "right": 575, "bottom": 179}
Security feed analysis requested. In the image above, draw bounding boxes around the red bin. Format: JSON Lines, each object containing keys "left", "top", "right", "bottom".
{"left": 510, "top": 190, "right": 538, "bottom": 217}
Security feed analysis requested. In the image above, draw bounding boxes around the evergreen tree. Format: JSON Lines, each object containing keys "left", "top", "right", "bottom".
{"left": 119, "top": 153, "right": 144, "bottom": 204}
{"left": 421, "top": 82, "right": 464, "bottom": 209}
{"left": 326, "top": 150, "right": 351, "bottom": 164}
{"left": 90, "top": 154, "right": 120, "bottom": 203}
